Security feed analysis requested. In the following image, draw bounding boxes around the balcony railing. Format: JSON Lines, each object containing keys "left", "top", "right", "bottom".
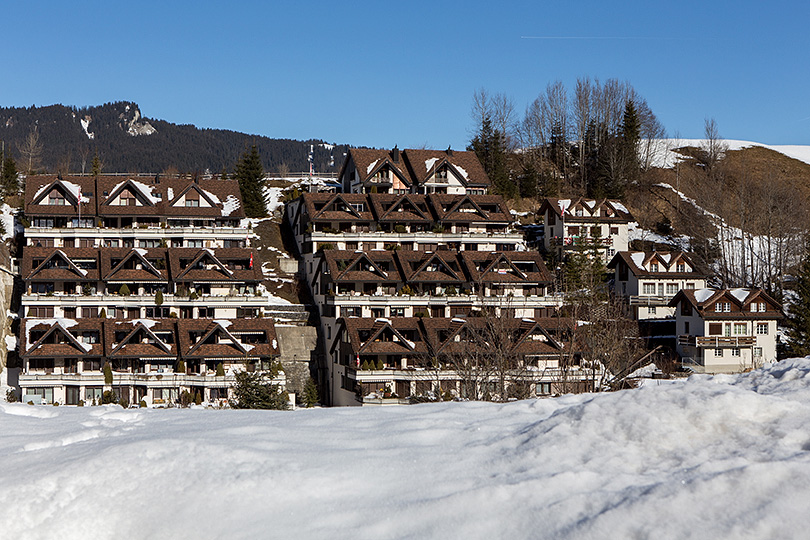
{"left": 22, "top": 293, "right": 268, "bottom": 304}
{"left": 678, "top": 335, "right": 756, "bottom": 348}
{"left": 628, "top": 295, "right": 671, "bottom": 306}
{"left": 549, "top": 236, "right": 612, "bottom": 247}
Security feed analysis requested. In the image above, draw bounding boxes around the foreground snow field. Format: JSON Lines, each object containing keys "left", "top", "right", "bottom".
{"left": 3, "top": 361, "right": 810, "bottom": 539}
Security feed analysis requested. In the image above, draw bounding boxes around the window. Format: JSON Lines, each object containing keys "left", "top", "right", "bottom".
{"left": 607, "top": 248, "right": 615, "bottom": 258}
{"left": 643, "top": 283, "right": 656, "bottom": 295}
{"left": 28, "top": 306, "right": 54, "bottom": 318}
{"left": 31, "top": 283, "right": 54, "bottom": 294}
{"left": 187, "top": 240, "right": 203, "bottom": 248}
{"left": 709, "top": 323, "right": 722, "bottom": 336}
{"left": 48, "top": 193, "right": 66, "bottom": 205}
{"left": 734, "top": 323, "right": 747, "bottom": 335}
{"left": 140, "top": 239, "right": 160, "bottom": 248}
{"left": 715, "top": 302, "right": 730, "bottom": 312}
{"left": 666, "top": 284, "right": 679, "bottom": 295}
{"left": 684, "top": 321, "right": 690, "bottom": 334}
{"left": 650, "top": 263, "right": 659, "bottom": 272}
{"left": 104, "top": 239, "right": 120, "bottom": 248}
{"left": 714, "top": 348, "right": 723, "bottom": 357}
{"left": 81, "top": 307, "right": 98, "bottom": 318}
{"left": 390, "top": 307, "right": 405, "bottom": 317}
{"left": 681, "top": 302, "right": 692, "bottom": 316}
{"left": 757, "top": 323, "right": 768, "bottom": 335}
{"left": 686, "top": 282, "right": 695, "bottom": 289}
{"left": 649, "top": 306, "right": 657, "bottom": 315}
{"left": 677, "top": 263, "right": 686, "bottom": 272}
{"left": 610, "top": 227, "right": 619, "bottom": 235}
{"left": 535, "top": 383, "right": 551, "bottom": 396}
{"left": 751, "top": 302, "right": 766, "bottom": 313}
{"left": 731, "top": 348, "right": 741, "bottom": 357}
{"left": 185, "top": 198, "right": 200, "bottom": 207}
{"left": 754, "top": 347, "right": 763, "bottom": 357}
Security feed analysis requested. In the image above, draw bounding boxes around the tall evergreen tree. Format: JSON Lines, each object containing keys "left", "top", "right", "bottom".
{"left": 234, "top": 145, "right": 267, "bottom": 218}
{"left": 469, "top": 116, "right": 514, "bottom": 199}
{"left": 786, "top": 243, "right": 810, "bottom": 357}
{"left": 1, "top": 153, "right": 18, "bottom": 198}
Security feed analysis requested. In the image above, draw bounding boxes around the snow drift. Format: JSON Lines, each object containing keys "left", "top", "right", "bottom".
{"left": 2, "top": 359, "right": 810, "bottom": 539}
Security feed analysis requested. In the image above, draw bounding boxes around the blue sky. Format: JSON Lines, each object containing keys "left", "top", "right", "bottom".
{"left": 2, "top": 0, "right": 808, "bottom": 150}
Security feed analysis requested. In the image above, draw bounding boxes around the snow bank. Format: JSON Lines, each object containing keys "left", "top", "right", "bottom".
{"left": 646, "top": 138, "right": 810, "bottom": 169}
{"left": 4, "top": 359, "right": 810, "bottom": 538}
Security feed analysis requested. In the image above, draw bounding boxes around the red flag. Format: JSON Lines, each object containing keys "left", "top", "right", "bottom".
{"left": 249, "top": 252, "right": 254, "bottom": 269}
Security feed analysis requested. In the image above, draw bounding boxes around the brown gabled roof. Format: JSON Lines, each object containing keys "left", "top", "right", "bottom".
{"left": 177, "top": 319, "right": 279, "bottom": 360}
{"left": 320, "top": 250, "right": 400, "bottom": 283}
{"left": 540, "top": 198, "right": 634, "bottom": 222}
{"left": 668, "top": 288, "right": 783, "bottom": 319}
{"left": 395, "top": 251, "right": 464, "bottom": 283}
{"left": 23, "top": 247, "right": 100, "bottom": 282}
{"left": 21, "top": 318, "right": 105, "bottom": 357}
{"left": 369, "top": 194, "right": 431, "bottom": 223}
{"left": 169, "top": 248, "right": 262, "bottom": 283}
{"left": 24, "top": 176, "right": 96, "bottom": 217}
{"left": 302, "top": 193, "right": 375, "bottom": 222}
{"left": 338, "top": 317, "right": 427, "bottom": 356}
{"left": 607, "top": 251, "right": 709, "bottom": 278}
{"left": 429, "top": 194, "right": 511, "bottom": 223}
{"left": 106, "top": 319, "right": 177, "bottom": 358}
{"left": 101, "top": 248, "right": 170, "bottom": 282}
{"left": 461, "top": 251, "right": 552, "bottom": 284}
{"left": 402, "top": 148, "right": 490, "bottom": 187}
{"left": 345, "top": 148, "right": 414, "bottom": 186}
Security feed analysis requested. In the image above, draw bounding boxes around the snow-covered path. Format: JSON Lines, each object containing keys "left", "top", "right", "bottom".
{"left": 3, "top": 360, "right": 810, "bottom": 539}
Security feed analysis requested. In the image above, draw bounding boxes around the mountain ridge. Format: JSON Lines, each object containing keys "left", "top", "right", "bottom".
{"left": 0, "top": 101, "right": 348, "bottom": 175}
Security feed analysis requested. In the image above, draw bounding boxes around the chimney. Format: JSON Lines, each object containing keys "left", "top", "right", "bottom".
{"left": 446, "top": 146, "right": 453, "bottom": 157}
{"left": 392, "top": 146, "right": 400, "bottom": 162}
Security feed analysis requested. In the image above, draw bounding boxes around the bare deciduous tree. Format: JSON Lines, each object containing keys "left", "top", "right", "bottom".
{"left": 17, "top": 126, "right": 43, "bottom": 174}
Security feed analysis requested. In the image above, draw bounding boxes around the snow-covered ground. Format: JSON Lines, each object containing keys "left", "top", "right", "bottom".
{"left": 3, "top": 359, "right": 810, "bottom": 539}
{"left": 646, "top": 138, "right": 810, "bottom": 169}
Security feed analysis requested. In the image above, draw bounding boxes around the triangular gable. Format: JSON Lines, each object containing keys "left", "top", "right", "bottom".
{"left": 314, "top": 194, "right": 362, "bottom": 219}
{"left": 435, "top": 319, "right": 468, "bottom": 351}
{"left": 412, "top": 253, "right": 462, "bottom": 281}
{"left": 481, "top": 254, "right": 527, "bottom": 280}
{"left": 176, "top": 249, "right": 234, "bottom": 280}
{"left": 103, "top": 179, "right": 158, "bottom": 207}
{"left": 513, "top": 320, "right": 562, "bottom": 350}
{"left": 110, "top": 322, "right": 172, "bottom": 355}
{"left": 26, "top": 322, "right": 90, "bottom": 355}
{"left": 379, "top": 195, "right": 428, "bottom": 221}
{"left": 446, "top": 196, "right": 487, "bottom": 218}
{"left": 366, "top": 159, "right": 411, "bottom": 186}
{"left": 359, "top": 321, "right": 415, "bottom": 352}
{"left": 169, "top": 183, "right": 220, "bottom": 208}
{"left": 106, "top": 249, "right": 163, "bottom": 279}
{"left": 32, "top": 180, "right": 82, "bottom": 206}
{"left": 337, "top": 253, "right": 388, "bottom": 281}
{"left": 187, "top": 321, "right": 249, "bottom": 356}
{"left": 27, "top": 250, "right": 88, "bottom": 279}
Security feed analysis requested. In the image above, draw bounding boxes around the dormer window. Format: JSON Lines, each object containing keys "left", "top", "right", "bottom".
{"left": 677, "top": 263, "right": 686, "bottom": 272}
{"left": 715, "top": 302, "right": 731, "bottom": 312}
{"left": 48, "top": 191, "right": 66, "bottom": 206}
{"left": 751, "top": 302, "right": 766, "bottom": 312}
{"left": 650, "top": 263, "right": 659, "bottom": 272}
{"left": 575, "top": 208, "right": 584, "bottom": 217}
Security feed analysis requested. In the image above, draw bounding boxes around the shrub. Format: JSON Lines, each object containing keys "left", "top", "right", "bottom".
{"left": 103, "top": 362, "right": 113, "bottom": 384}
{"left": 375, "top": 359, "right": 385, "bottom": 370}
{"left": 216, "top": 362, "right": 225, "bottom": 377}
{"left": 394, "top": 224, "right": 406, "bottom": 233}
{"left": 5, "top": 388, "right": 17, "bottom": 403}
{"left": 78, "top": 399, "right": 85, "bottom": 407}
{"left": 176, "top": 359, "right": 186, "bottom": 374}
{"left": 361, "top": 360, "right": 370, "bottom": 370}
{"left": 139, "top": 400, "right": 147, "bottom": 408}
{"left": 99, "top": 308, "right": 107, "bottom": 318}
{"left": 155, "top": 290, "right": 164, "bottom": 306}
{"left": 101, "top": 390, "right": 117, "bottom": 404}
{"left": 118, "top": 284, "right": 131, "bottom": 296}
{"left": 180, "top": 390, "right": 193, "bottom": 408}
{"left": 194, "top": 391, "right": 202, "bottom": 406}
{"left": 189, "top": 291, "right": 199, "bottom": 300}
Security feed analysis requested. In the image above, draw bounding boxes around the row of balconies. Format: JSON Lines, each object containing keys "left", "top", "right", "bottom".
{"left": 306, "top": 230, "right": 520, "bottom": 241}
{"left": 678, "top": 335, "right": 757, "bottom": 348}
{"left": 549, "top": 236, "right": 613, "bottom": 247}
{"left": 628, "top": 295, "right": 672, "bottom": 306}
{"left": 23, "top": 293, "right": 267, "bottom": 304}
{"left": 351, "top": 366, "right": 586, "bottom": 382}
{"left": 323, "top": 293, "right": 562, "bottom": 306}
{"left": 26, "top": 226, "right": 253, "bottom": 236}
{"left": 19, "top": 372, "right": 285, "bottom": 387}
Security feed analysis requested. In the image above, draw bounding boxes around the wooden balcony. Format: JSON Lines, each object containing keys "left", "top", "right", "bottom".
{"left": 678, "top": 335, "right": 756, "bottom": 348}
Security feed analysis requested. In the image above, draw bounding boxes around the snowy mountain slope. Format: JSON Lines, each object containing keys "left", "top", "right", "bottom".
{"left": 647, "top": 138, "right": 810, "bottom": 168}
{"left": 3, "top": 359, "right": 810, "bottom": 539}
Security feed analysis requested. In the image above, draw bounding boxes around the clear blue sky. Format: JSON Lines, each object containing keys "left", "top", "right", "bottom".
{"left": 2, "top": 0, "right": 808, "bottom": 150}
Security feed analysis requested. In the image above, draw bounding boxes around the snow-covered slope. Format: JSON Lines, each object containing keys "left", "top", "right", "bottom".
{"left": 3, "top": 360, "right": 810, "bottom": 539}
{"left": 647, "top": 138, "right": 810, "bottom": 168}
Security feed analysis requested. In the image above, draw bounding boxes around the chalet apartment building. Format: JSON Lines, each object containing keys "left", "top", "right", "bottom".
{"left": 18, "top": 175, "right": 284, "bottom": 406}
{"left": 669, "top": 288, "right": 782, "bottom": 373}
{"left": 288, "top": 148, "right": 599, "bottom": 406}
{"left": 608, "top": 251, "right": 709, "bottom": 320}
{"left": 540, "top": 197, "right": 633, "bottom": 263}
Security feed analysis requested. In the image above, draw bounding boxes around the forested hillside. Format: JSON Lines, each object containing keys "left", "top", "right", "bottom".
{"left": 0, "top": 101, "right": 348, "bottom": 174}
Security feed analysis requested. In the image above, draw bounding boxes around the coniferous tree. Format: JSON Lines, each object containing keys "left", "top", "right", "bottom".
{"left": 469, "top": 116, "right": 514, "bottom": 199}
{"left": 1, "top": 153, "right": 19, "bottom": 197}
{"left": 229, "top": 371, "right": 289, "bottom": 410}
{"left": 303, "top": 377, "right": 319, "bottom": 407}
{"left": 234, "top": 145, "right": 267, "bottom": 217}
{"left": 91, "top": 153, "right": 102, "bottom": 177}
{"left": 786, "top": 244, "right": 810, "bottom": 357}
